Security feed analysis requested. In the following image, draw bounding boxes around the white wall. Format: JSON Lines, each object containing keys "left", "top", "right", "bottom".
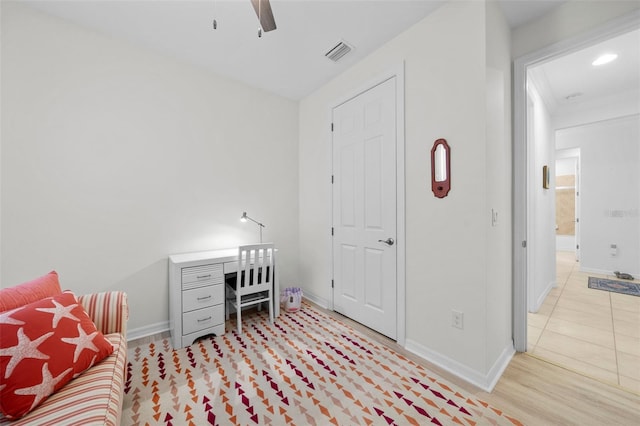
{"left": 300, "top": 0, "right": 512, "bottom": 390}
{"left": 0, "top": 3, "right": 300, "bottom": 334}
{"left": 556, "top": 115, "right": 640, "bottom": 276}
{"left": 526, "top": 81, "right": 556, "bottom": 312}
{"left": 555, "top": 91, "right": 640, "bottom": 129}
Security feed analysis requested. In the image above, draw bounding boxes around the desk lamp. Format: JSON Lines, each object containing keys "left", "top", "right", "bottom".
{"left": 240, "top": 212, "right": 265, "bottom": 243}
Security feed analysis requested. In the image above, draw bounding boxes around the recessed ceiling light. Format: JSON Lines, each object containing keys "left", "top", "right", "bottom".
{"left": 592, "top": 53, "right": 618, "bottom": 66}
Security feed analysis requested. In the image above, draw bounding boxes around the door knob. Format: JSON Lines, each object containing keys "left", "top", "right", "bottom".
{"left": 378, "top": 238, "right": 395, "bottom": 246}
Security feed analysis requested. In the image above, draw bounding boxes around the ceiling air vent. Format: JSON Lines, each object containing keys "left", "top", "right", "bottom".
{"left": 325, "top": 40, "right": 353, "bottom": 62}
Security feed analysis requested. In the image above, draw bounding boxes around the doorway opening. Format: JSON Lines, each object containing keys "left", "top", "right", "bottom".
{"left": 514, "top": 13, "right": 640, "bottom": 393}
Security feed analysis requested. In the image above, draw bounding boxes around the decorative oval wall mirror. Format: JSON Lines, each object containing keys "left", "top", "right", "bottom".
{"left": 431, "top": 138, "right": 450, "bottom": 198}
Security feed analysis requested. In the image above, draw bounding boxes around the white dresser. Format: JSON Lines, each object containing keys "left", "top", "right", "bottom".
{"left": 168, "top": 248, "right": 280, "bottom": 349}
{"left": 168, "top": 249, "right": 235, "bottom": 349}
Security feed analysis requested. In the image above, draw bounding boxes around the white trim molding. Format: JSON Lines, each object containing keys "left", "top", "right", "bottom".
{"left": 302, "top": 293, "right": 330, "bottom": 310}
{"left": 531, "top": 281, "right": 557, "bottom": 313}
{"left": 405, "top": 339, "right": 515, "bottom": 392}
{"left": 127, "top": 321, "right": 169, "bottom": 343}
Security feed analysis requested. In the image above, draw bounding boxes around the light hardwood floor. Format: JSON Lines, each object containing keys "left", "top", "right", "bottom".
{"left": 330, "top": 305, "right": 640, "bottom": 426}
{"left": 528, "top": 251, "right": 640, "bottom": 394}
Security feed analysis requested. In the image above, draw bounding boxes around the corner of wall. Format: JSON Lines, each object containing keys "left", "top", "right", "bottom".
{"left": 2, "top": 3, "right": 300, "bottom": 329}
{"left": 531, "top": 280, "right": 556, "bottom": 313}
{"left": 302, "top": 291, "right": 330, "bottom": 310}
{"left": 128, "top": 321, "right": 170, "bottom": 343}
{"left": 484, "top": 0, "right": 513, "bottom": 378}
{"left": 405, "top": 338, "right": 515, "bottom": 392}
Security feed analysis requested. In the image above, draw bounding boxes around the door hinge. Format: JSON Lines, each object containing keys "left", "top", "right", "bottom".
{"left": 576, "top": 244, "right": 580, "bottom": 249}
{"left": 576, "top": 218, "right": 579, "bottom": 223}
{"left": 331, "top": 123, "right": 334, "bottom": 132}
{"left": 331, "top": 175, "right": 334, "bottom": 184}
{"left": 522, "top": 240, "right": 527, "bottom": 248}
{"left": 331, "top": 227, "right": 334, "bottom": 236}
{"left": 331, "top": 279, "right": 334, "bottom": 288}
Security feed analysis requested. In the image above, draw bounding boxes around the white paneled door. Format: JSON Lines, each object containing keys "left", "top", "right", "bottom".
{"left": 332, "top": 77, "right": 397, "bottom": 340}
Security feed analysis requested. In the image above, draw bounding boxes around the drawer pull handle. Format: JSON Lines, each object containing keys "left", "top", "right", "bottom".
{"left": 197, "top": 274, "right": 212, "bottom": 279}
{"left": 197, "top": 316, "right": 212, "bottom": 323}
{"left": 197, "top": 295, "right": 212, "bottom": 301}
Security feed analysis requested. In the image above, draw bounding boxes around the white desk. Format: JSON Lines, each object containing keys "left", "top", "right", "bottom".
{"left": 168, "top": 248, "right": 280, "bottom": 349}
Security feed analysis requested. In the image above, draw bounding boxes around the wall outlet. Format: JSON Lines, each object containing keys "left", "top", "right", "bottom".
{"left": 452, "top": 310, "right": 464, "bottom": 329}
{"left": 610, "top": 244, "right": 618, "bottom": 257}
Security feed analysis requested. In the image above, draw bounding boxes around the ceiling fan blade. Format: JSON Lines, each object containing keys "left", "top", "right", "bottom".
{"left": 250, "top": 0, "right": 277, "bottom": 32}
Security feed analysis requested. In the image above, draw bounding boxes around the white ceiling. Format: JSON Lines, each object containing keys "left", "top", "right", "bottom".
{"left": 529, "top": 28, "right": 640, "bottom": 114}
{"left": 20, "top": 0, "right": 570, "bottom": 100}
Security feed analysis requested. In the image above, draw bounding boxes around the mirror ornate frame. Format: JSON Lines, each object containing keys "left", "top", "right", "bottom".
{"left": 431, "top": 138, "right": 450, "bottom": 198}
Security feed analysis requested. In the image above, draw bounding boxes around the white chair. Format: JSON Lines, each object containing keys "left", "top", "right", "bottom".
{"left": 226, "top": 243, "right": 275, "bottom": 334}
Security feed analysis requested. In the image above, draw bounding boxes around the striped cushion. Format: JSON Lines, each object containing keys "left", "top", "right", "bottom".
{"left": 0, "top": 333, "right": 126, "bottom": 426}
{"left": 78, "top": 292, "right": 128, "bottom": 337}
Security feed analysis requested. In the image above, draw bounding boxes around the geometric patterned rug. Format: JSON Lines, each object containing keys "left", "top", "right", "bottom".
{"left": 588, "top": 277, "right": 640, "bottom": 297}
{"left": 122, "top": 302, "right": 523, "bottom": 425}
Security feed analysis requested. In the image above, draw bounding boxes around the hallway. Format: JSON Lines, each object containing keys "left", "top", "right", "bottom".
{"left": 528, "top": 251, "right": 640, "bottom": 394}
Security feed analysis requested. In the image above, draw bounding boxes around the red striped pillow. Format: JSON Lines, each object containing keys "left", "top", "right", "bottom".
{"left": 0, "top": 291, "right": 114, "bottom": 419}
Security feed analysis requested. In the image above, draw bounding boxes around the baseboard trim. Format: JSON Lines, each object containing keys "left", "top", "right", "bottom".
{"left": 532, "top": 280, "right": 556, "bottom": 313}
{"left": 128, "top": 321, "right": 170, "bottom": 342}
{"left": 405, "top": 339, "right": 515, "bottom": 392}
{"left": 127, "top": 294, "right": 329, "bottom": 343}
{"left": 581, "top": 266, "right": 640, "bottom": 277}
{"left": 485, "top": 344, "right": 516, "bottom": 391}
{"left": 580, "top": 266, "right": 611, "bottom": 275}
{"left": 302, "top": 292, "right": 329, "bottom": 310}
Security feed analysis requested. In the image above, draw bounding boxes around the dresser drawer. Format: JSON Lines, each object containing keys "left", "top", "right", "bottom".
{"left": 182, "top": 284, "right": 224, "bottom": 313}
{"left": 181, "top": 324, "right": 225, "bottom": 348}
{"left": 183, "top": 304, "right": 224, "bottom": 335}
{"left": 182, "top": 264, "right": 223, "bottom": 290}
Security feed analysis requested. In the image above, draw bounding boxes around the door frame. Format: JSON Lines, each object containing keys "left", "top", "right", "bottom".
{"left": 513, "top": 12, "right": 640, "bottom": 352}
{"left": 574, "top": 157, "right": 581, "bottom": 262}
{"left": 329, "top": 63, "right": 406, "bottom": 346}
{"left": 554, "top": 150, "right": 581, "bottom": 258}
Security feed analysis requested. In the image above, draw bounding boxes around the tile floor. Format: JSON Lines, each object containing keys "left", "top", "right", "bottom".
{"left": 528, "top": 251, "right": 640, "bottom": 394}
